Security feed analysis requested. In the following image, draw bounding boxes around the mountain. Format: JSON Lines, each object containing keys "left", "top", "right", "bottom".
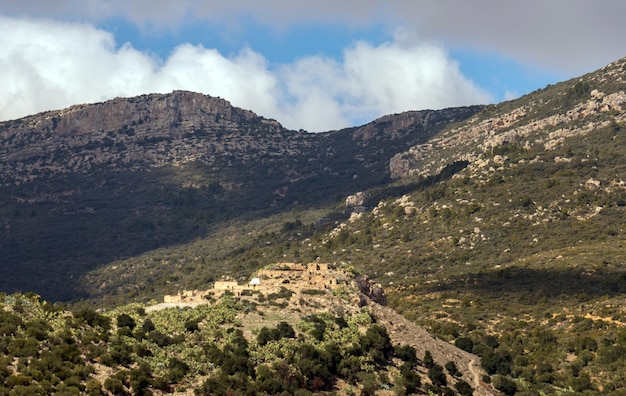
{"left": 280, "top": 56, "right": 626, "bottom": 394}
{"left": 0, "top": 92, "right": 480, "bottom": 300}
{"left": 3, "top": 53, "right": 626, "bottom": 394}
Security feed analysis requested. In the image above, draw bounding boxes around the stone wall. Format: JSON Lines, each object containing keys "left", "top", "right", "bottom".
{"left": 214, "top": 281, "right": 238, "bottom": 290}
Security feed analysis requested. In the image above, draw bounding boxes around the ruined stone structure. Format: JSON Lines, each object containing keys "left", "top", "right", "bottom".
{"left": 163, "top": 289, "right": 207, "bottom": 303}
{"left": 213, "top": 281, "right": 238, "bottom": 290}
{"left": 163, "top": 262, "right": 352, "bottom": 303}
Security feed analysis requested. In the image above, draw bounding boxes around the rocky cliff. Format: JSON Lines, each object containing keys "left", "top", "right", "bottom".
{"left": 390, "top": 57, "right": 626, "bottom": 180}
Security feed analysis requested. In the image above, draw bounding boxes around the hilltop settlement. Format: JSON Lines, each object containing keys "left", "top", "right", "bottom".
{"left": 163, "top": 262, "right": 354, "bottom": 304}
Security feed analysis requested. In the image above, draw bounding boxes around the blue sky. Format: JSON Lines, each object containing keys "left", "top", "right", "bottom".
{"left": 1, "top": 1, "right": 625, "bottom": 131}
{"left": 107, "top": 17, "right": 562, "bottom": 102}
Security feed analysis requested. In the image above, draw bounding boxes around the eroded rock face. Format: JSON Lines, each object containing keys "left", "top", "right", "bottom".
{"left": 354, "top": 274, "right": 387, "bottom": 306}
{"left": 0, "top": 91, "right": 290, "bottom": 184}
{"left": 0, "top": 91, "right": 481, "bottom": 187}
{"left": 52, "top": 90, "right": 257, "bottom": 136}
{"left": 388, "top": 57, "right": 626, "bottom": 181}
{"left": 345, "top": 192, "right": 365, "bottom": 207}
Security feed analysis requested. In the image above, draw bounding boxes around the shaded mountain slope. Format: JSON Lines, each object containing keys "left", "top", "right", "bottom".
{"left": 0, "top": 91, "right": 480, "bottom": 300}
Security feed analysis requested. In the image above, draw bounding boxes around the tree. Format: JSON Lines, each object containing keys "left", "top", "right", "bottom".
{"left": 104, "top": 376, "right": 127, "bottom": 395}
{"left": 454, "top": 337, "right": 474, "bottom": 353}
{"left": 394, "top": 345, "right": 418, "bottom": 368}
{"left": 357, "top": 371, "right": 377, "bottom": 396}
{"left": 398, "top": 367, "right": 421, "bottom": 395}
{"left": 116, "top": 314, "right": 136, "bottom": 330}
{"left": 423, "top": 350, "right": 434, "bottom": 369}
{"left": 338, "top": 356, "right": 361, "bottom": 384}
{"left": 129, "top": 362, "right": 152, "bottom": 396}
{"left": 295, "top": 344, "right": 331, "bottom": 391}
{"left": 444, "top": 361, "right": 460, "bottom": 377}
{"left": 256, "top": 365, "right": 283, "bottom": 394}
{"left": 184, "top": 318, "right": 200, "bottom": 333}
{"left": 428, "top": 364, "right": 447, "bottom": 387}
{"left": 481, "top": 349, "right": 512, "bottom": 375}
{"left": 277, "top": 321, "right": 296, "bottom": 339}
{"left": 166, "top": 358, "right": 190, "bottom": 383}
{"left": 492, "top": 374, "right": 516, "bottom": 396}
{"left": 85, "top": 379, "right": 104, "bottom": 396}
{"left": 455, "top": 380, "right": 473, "bottom": 396}
{"left": 141, "top": 319, "right": 155, "bottom": 333}
{"left": 360, "top": 325, "right": 393, "bottom": 365}
{"left": 73, "top": 309, "right": 111, "bottom": 331}
{"left": 257, "top": 327, "right": 274, "bottom": 346}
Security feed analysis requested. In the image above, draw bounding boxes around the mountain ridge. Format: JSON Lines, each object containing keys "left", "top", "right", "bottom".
{"left": 0, "top": 90, "right": 481, "bottom": 300}
{"left": 2, "top": 55, "right": 626, "bottom": 394}
{"left": 390, "top": 56, "right": 626, "bottom": 179}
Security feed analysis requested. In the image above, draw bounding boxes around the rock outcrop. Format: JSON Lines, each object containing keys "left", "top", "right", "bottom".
{"left": 345, "top": 191, "right": 365, "bottom": 207}
{"left": 354, "top": 274, "right": 388, "bottom": 306}
{"left": 389, "top": 56, "right": 626, "bottom": 180}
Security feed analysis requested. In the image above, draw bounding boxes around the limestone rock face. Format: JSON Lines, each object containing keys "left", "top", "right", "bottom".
{"left": 389, "top": 153, "right": 413, "bottom": 179}
{"left": 0, "top": 90, "right": 480, "bottom": 187}
{"left": 345, "top": 192, "right": 365, "bottom": 207}
{"left": 0, "top": 91, "right": 289, "bottom": 183}
{"left": 354, "top": 274, "right": 387, "bottom": 306}
{"left": 388, "top": 57, "right": 626, "bottom": 181}
{"left": 53, "top": 90, "right": 256, "bottom": 136}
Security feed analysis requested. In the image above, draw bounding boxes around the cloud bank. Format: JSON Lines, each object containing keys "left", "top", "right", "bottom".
{"left": 5, "top": 0, "right": 626, "bottom": 74}
{"left": 0, "top": 16, "right": 489, "bottom": 131}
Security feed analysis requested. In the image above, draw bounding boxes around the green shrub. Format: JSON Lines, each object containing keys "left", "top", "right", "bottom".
{"left": 166, "top": 358, "right": 190, "bottom": 383}
{"left": 423, "top": 350, "right": 434, "bottom": 368}
{"left": 359, "top": 325, "right": 393, "bottom": 365}
{"left": 116, "top": 314, "right": 136, "bottom": 330}
{"left": 492, "top": 374, "right": 517, "bottom": 396}
{"left": 444, "top": 361, "right": 460, "bottom": 377}
{"left": 455, "top": 380, "right": 473, "bottom": 396}
{"left": 394, "top": 345, "right": 418, "bottom": 368}
{"left": 85, "top": 379, "right": 104, "bottom": 396}
{"left": 428, "top": 364, "right": 447, "bottom": 387}
{"left": 104, "top": 376, "right": 127, "bottom": 395}
{"left": 454, "top": 337, "right": 474, "bottom": 353}
{"left": 73, "top": 309, "right": 111, "bottom": 330}
{"left": 301, "top": 289, "right": 326, "bottom": 295}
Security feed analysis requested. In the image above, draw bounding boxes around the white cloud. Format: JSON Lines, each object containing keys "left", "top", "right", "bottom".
{"left": 0, "top": 16, "right": 489, "bottom": 131}
{"left": 276, "top": 33, "right": 491, "bottom": 130}
{"left": 4, "top": 1, "right": 626, "bottom": 74}
{"left": 504, "top": 90, "right": 520, "bottom": 102}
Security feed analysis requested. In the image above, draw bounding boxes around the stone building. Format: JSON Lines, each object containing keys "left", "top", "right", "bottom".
{"left": 163, "top": 262, "right": 352, "bottom": 303}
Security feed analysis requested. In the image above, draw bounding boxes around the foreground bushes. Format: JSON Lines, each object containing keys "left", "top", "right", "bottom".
{"left": 1, "top": 294, "right": 473, "bottom": 395}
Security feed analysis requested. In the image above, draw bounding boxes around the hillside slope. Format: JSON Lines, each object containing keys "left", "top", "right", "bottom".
{"left": 0, "top": 91, "right": 480, "bottom": 301}
{"left": 0, "top": 269, "right": 495, "bottom": 395}
{"left": 4, "top": 51, "right": 626, "bottom": 395}
{"left": 65, "top": 55, "right": 626, "bottom": 394}
{"left": 283, "top": 56, "right": 626, "bottom": 394}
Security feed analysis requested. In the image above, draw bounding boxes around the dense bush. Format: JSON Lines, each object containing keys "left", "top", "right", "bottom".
{"left": 73, "top": 309, "right": 111, "bottom": 330}
{"left": 428, "top": 364, "right": 447, "bottom": 387}
{"left": 492, "top": 374, "right": 517, "bottom": 396}
{"left": 455, "top": 380, "right": 473, "bottom": 396}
